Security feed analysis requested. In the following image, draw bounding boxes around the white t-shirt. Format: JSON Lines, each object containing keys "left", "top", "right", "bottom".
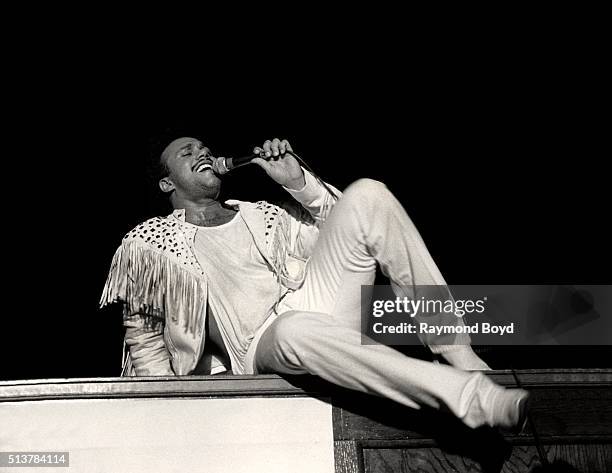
{"left": 191, "top": 212, "right": 282, "bottom": 374}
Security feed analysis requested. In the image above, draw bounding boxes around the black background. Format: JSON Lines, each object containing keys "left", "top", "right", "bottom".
{"left": 2, "top": 36, "right": 609, "bottom": 381}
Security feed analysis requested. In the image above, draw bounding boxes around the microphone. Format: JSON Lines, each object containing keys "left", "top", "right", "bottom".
{"left": 213, "top": 153, "right": 260, "bottom": 175}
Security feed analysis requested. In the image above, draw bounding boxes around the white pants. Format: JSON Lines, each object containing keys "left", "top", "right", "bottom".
{"left": 249, "top": 179, "right": 502, "bottom": 428}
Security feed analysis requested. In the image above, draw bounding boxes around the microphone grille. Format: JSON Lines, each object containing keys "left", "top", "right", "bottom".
{"left": 213, "top": 157, "right": 230, "bottom": 175}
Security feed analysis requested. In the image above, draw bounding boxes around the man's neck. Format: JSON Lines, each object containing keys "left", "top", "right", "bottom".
{"left": 179, "top": 200, "right": 237, "bottom": 227}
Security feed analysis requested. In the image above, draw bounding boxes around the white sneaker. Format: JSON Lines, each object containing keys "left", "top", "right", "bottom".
{"left": 491, "top": 388, "right": 530, "bottom": 433}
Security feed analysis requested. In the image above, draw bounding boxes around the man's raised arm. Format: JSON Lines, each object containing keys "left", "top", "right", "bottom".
{"left": 251, "top": 138, "right": 342, "bottom": 224}
{"left": 282, "top": 167, "right": 341, "bottom": 224}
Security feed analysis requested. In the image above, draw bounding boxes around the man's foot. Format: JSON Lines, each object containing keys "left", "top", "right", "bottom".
{"left": 490, "top": 388, "right": 531, "bottom": 433}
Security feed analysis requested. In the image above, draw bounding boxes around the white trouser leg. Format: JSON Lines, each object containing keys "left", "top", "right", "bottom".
{"left": 287, "top": 178, "right": 469, "bottom": 347}
{"left": 255, "top": 311, "right": 501, "bottom": 428}
{"left": 256, "top": 179, "right": 499, "bottom": 427}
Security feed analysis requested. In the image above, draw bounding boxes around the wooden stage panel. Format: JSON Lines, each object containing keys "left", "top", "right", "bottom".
{"left": 362, "top": 444, "right": 612, "bottom": 473}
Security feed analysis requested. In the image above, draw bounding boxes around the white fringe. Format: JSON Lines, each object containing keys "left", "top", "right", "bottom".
{"left": 100, "top": 239, "right": 206, "bottom": 337}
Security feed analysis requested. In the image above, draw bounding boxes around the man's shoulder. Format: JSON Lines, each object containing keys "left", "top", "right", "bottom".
{"left": 230, "top": 199, "right": 314, "bottom": 225}
{"left": 121, "top": 214, "right": 177, "bottom": 245}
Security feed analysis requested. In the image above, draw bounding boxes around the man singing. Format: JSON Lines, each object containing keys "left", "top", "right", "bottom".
{"left": 101, "top": 137, "right": 528, "bottom": 430}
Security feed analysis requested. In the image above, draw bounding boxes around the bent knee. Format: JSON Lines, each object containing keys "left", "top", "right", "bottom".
{"left": 343, "top": 178, "right": 393, "bottom": 206}
{"left": 347, "top": 178, "right": 387, "bottom": 195}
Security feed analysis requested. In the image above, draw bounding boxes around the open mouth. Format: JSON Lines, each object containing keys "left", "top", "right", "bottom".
{"left": 193, "top": 161, "right": 213, "bottom": 173}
